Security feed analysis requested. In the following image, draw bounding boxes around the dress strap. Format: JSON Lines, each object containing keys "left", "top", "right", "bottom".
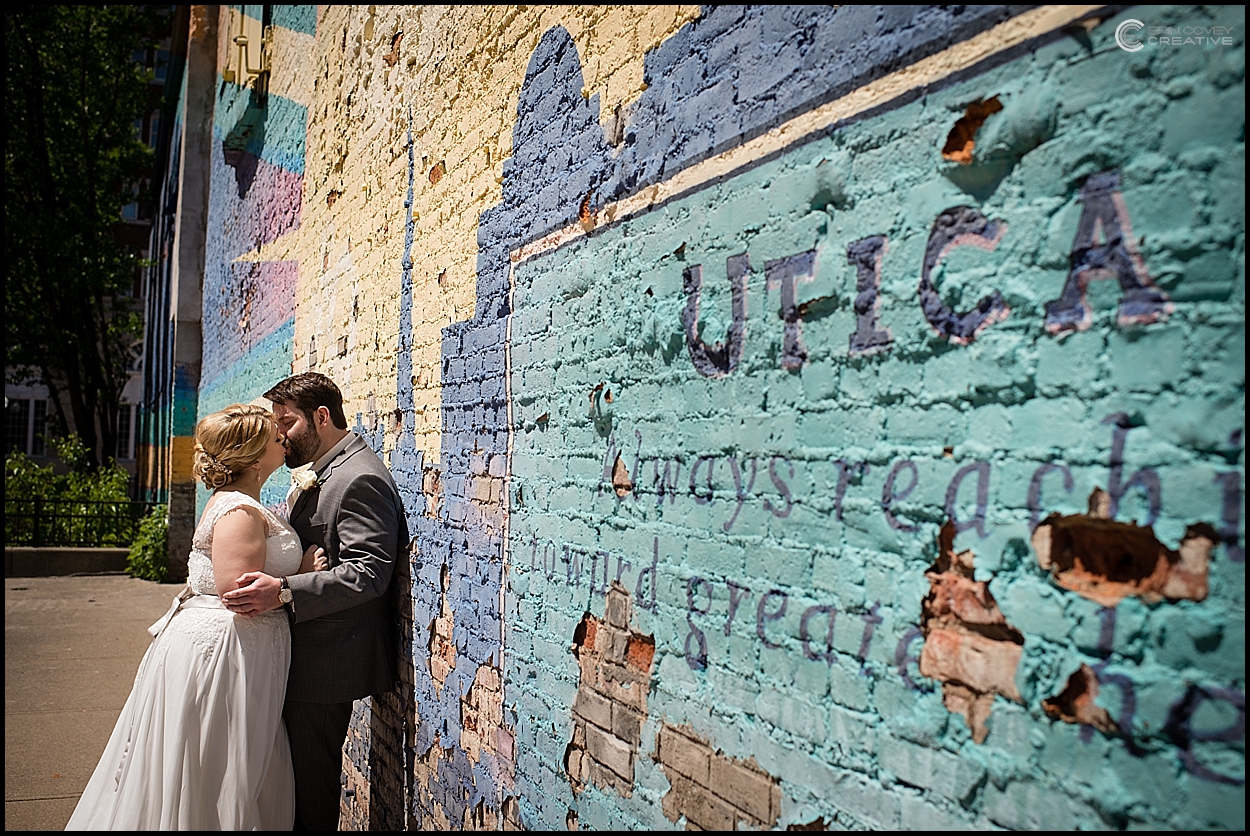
{"left": 196, "top": 491, "right": 284, "bottom": 547}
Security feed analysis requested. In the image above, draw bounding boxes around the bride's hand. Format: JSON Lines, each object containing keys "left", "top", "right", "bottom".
{"left": 300, "top": 543, "right": 327, "bottom": 573}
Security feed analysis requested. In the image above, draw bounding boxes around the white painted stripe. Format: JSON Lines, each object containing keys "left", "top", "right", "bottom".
{"left": 510, "top": 5, "right": 1106, "bottom": 266}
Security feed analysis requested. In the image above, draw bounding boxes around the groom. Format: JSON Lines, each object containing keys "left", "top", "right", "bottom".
{"left": 223, "top": 372, "right": 408, "bottom": 831}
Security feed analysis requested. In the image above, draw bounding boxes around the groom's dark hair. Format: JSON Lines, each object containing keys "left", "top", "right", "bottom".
{"left": 264, "top": 373, "right": 348, "bottom": 430}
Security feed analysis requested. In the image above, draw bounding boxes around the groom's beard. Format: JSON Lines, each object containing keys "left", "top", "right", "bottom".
{"left": 283, "top": 426, "right": 320, "bottom": 469}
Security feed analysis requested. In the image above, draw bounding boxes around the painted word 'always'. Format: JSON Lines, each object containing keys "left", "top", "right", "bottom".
{"left": 683, "top": 170, "right": 1171, "bottom": 376}
{"left": 600, "top": 417, "right": 1245, "bottom": 561}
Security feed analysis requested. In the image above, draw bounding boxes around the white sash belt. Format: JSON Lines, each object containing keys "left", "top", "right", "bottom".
{"left": 147, "top": 584, "right": 227, "bottom": 638}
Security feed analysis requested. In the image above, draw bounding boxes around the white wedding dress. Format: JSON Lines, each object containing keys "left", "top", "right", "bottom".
{"left": 67, "top": 492, "right": 301, "bottom": 830}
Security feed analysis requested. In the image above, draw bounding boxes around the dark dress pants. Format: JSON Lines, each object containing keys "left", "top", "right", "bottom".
{"left": 284, "top": 699, "right": 354, "bottom": 831}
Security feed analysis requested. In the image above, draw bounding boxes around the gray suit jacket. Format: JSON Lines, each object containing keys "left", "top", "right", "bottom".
{"left": 285, "top": 434, "right": 408, "bottom": 703}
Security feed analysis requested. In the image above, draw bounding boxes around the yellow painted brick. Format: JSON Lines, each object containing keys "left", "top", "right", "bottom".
{"left": 262, "top": 4, "right": 698, "bottom": 471}
{"left": 170, "top": 435, "right": 196, "bottom": 483}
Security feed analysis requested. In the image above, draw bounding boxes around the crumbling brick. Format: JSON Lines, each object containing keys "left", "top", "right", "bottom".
{"left": 611, "top": 455, "right": 633, "bottom": 497}
{"left": 573, "top": 686, "right": 612, "bottom": 730}
{"left": 662, "top": 774, "right": 738, "bottom": 831}
{"left": 429, "top": 564, "right": 457, "bottom": 688}
{"left": 464, "top": 795, "right": 524, "bottom": 831}
{"left": 656, "top": 724, "right": 712, "bottom": 785}
{"left": 655, "top": 723, "right": 783, "bottom": 830}
{"left": 941, "top": 96, "right": 1003, "bottom": 164}
{"left": 586, "top": 723, "right": 634, "bottom": 780}
{"left": 1032, "top": 496, "right": 1216, "bottom": 606}
{"left": 1042, "top": 664, "right": 1117, "bottom": 734}
{"left": 920, "top": 522, "right": 1024, "bottom": 743}
{"left": 461, "top": 663, "right": 508, "bottom": 765}
{"left": 611, "top": 702, "right": 645, "bottom": 747}
{"left": 565, "top": 582, "right": 655, "bottom": 797}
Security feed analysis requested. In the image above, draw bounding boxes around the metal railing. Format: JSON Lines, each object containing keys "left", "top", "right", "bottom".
{"left": 4, "top": 499, "right": 160, "bottom": 548}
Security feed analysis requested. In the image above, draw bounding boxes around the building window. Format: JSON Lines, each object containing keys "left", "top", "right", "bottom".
{"left": 6, "top": 398, "right": 48, "bottom": 458}
{"left": 116, "top": 403, "right": 134, "bottom": 461}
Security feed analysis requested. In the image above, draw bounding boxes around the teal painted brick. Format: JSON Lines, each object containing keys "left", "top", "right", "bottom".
{"left": 1035, "top": 719, "right": 1125, "bottom": 789}
{"left": 1109, "top": 326, "right": 1187, "bottom": 393}
{"left": 879, "top": 735, "right": 985, "bottom": 803}
{"left": 997, "top": 574, "right": 1069, "bottom": 645}
{"left": 788, "top": 646, "right": 833, "bottom": 701}
{"left": 1034, "top": 328, "right": 1107, "bottom": 395}
{"left": 1185, "top": 771, "right": 1246, "bottom": 830}
{"left": 1106, "top": 744, "right": 1185, "bottom": 822}
{"left": 829, "top": 663, "right": 872, "bottom": 712}
{"left": 825, "top": 767, "right": 900, "bottom": 829}
{"left": 496, "top": 6, "right": 1244, "bottom": 828}
{"left": 983, "top": 778, "right": 1101, "bottom": 830}
{"left": 826, "top": 702, "right": 877, "bottom": 755}
{"left": 899, "top": 792, "right": 976, "bottom": 830}
{"left": 757, "top": 688, "right": 829, "bottom": 744}
{"left": 1159, "top": 607, "right": 1245, "bottom": 681}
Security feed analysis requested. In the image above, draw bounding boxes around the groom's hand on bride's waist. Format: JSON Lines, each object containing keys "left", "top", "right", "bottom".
{"left": 222, "top": 572, "right": 282, "bottom": 616}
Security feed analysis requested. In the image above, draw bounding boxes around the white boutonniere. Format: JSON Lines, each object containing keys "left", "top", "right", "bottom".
{"left": 290, "top": 465, "right": 326, "bottom": 493}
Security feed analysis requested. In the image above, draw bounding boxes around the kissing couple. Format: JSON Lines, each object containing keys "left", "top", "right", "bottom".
{"left": 68, "top": 373, "right": 408, "bottom": 831}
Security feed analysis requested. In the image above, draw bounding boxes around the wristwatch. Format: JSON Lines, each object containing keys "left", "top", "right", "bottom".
{"left": 279, "top": 577, "right": 293, "bottom": 612}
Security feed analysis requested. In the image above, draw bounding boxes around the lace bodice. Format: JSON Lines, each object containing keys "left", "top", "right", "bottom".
{"left": 187, "top": 491, "right": 303, "bottom": 595}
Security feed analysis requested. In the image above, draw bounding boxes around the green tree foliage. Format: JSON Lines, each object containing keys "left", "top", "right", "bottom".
{"left": 127, "top": 504, "right": 170, "bottom": 582}
{"left": 6, "top": 435, "right": 135, "bottom": 546}
{"left": 5, "top": 6, "right": 170, "bottom": 469}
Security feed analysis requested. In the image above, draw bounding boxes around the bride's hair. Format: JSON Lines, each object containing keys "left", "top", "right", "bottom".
{"left": 192, "top": 404, "right": 274, "bottom": 490}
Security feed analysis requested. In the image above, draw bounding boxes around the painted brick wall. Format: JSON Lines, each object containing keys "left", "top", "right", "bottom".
{"left": 178, "top": 4, "right": 1244, "bottom": 830}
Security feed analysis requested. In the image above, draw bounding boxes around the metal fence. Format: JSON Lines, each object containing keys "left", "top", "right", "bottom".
{"left": 4, "top": 499, "right": 159, "bottom": 548}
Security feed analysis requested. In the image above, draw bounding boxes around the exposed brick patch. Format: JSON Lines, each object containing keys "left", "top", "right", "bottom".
{"left": 340, "top": 750, "right": 369, "bottom": 830}
{"left": 382, "top": 31, "right": 402, "bottom": 67}
{"left": 1042, "top": 664, "right": 1117, "bottom": 734}
{"left": 465, "top": 795, "right": 523, "bottom": 830}
{"left": 429, "top": 563, "right": 456, "bottom": 688}
{"left": 461, "top": 663, "right": 513, "bottom": 767}
{"left": 1032, "top": 494, "right": 1216, "bottom": 606}
{"left": 422, "top": 465, "right": 442, "bottom": 517}
{"left": 655, "top": 723, "right": 783, "bottom": 830}
{"left": 787, "top": 816, "right": 827, "bottom": 830}
{"left": 611, "top": 455, "right": 633, "bottom": 497}
{"left": 920, "top": 522, "right": 1024, "bottom": 743}
{"left": 412, "top": 742, "right": 453, "bottom": 831}
{"left": 941, "top": 96, "right": 1003, "bottom": 164}
{"left": 565, "top": 582, "right": 655, "bottom": 797}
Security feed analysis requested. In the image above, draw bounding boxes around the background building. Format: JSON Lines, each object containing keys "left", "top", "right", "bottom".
{"left": 6, "top": 21, "right": 173, "bottom": 480}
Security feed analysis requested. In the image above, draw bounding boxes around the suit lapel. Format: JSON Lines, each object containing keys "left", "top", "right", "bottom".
{"left": 289, "top": 434, "right": 365, "bottom": 523}
{"left": 289, "top": 483, "right": 314, "bottom": 523}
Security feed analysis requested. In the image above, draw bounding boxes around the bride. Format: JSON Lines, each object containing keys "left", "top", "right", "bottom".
{"left": 67, "top": 404, "right": 326, "bottom": 830}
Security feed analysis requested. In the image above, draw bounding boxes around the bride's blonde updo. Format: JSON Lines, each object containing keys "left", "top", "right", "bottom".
{"left": 192, "top": 404, "right": 274, "bottom": 490}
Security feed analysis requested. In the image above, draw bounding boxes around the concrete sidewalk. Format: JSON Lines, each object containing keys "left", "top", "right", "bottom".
{"left": 5, "top": 574, "right": 178, "bottom": 831}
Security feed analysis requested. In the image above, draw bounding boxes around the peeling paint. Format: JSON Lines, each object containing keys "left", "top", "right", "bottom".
{"left": 655, "top": 723, "right": 783, "bottom": 830}
{"left": 920, "top": 522, "right": 1024, "bottom": 743}
{"left": 565, "top": 582, "right": 655, "bottom": 798}
{"left": 1032, "top": 495, "right": 1216, "bottom": 606}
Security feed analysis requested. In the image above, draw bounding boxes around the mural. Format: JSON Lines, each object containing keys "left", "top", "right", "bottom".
{"left": 491, "top": 6, "right": 1245, "bottom": 830}
{"left": 200, "top": 6, "right": 314, "bottom": 427}
{"left": 171, "top": 3, "right": 1243, "bottom": 831}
